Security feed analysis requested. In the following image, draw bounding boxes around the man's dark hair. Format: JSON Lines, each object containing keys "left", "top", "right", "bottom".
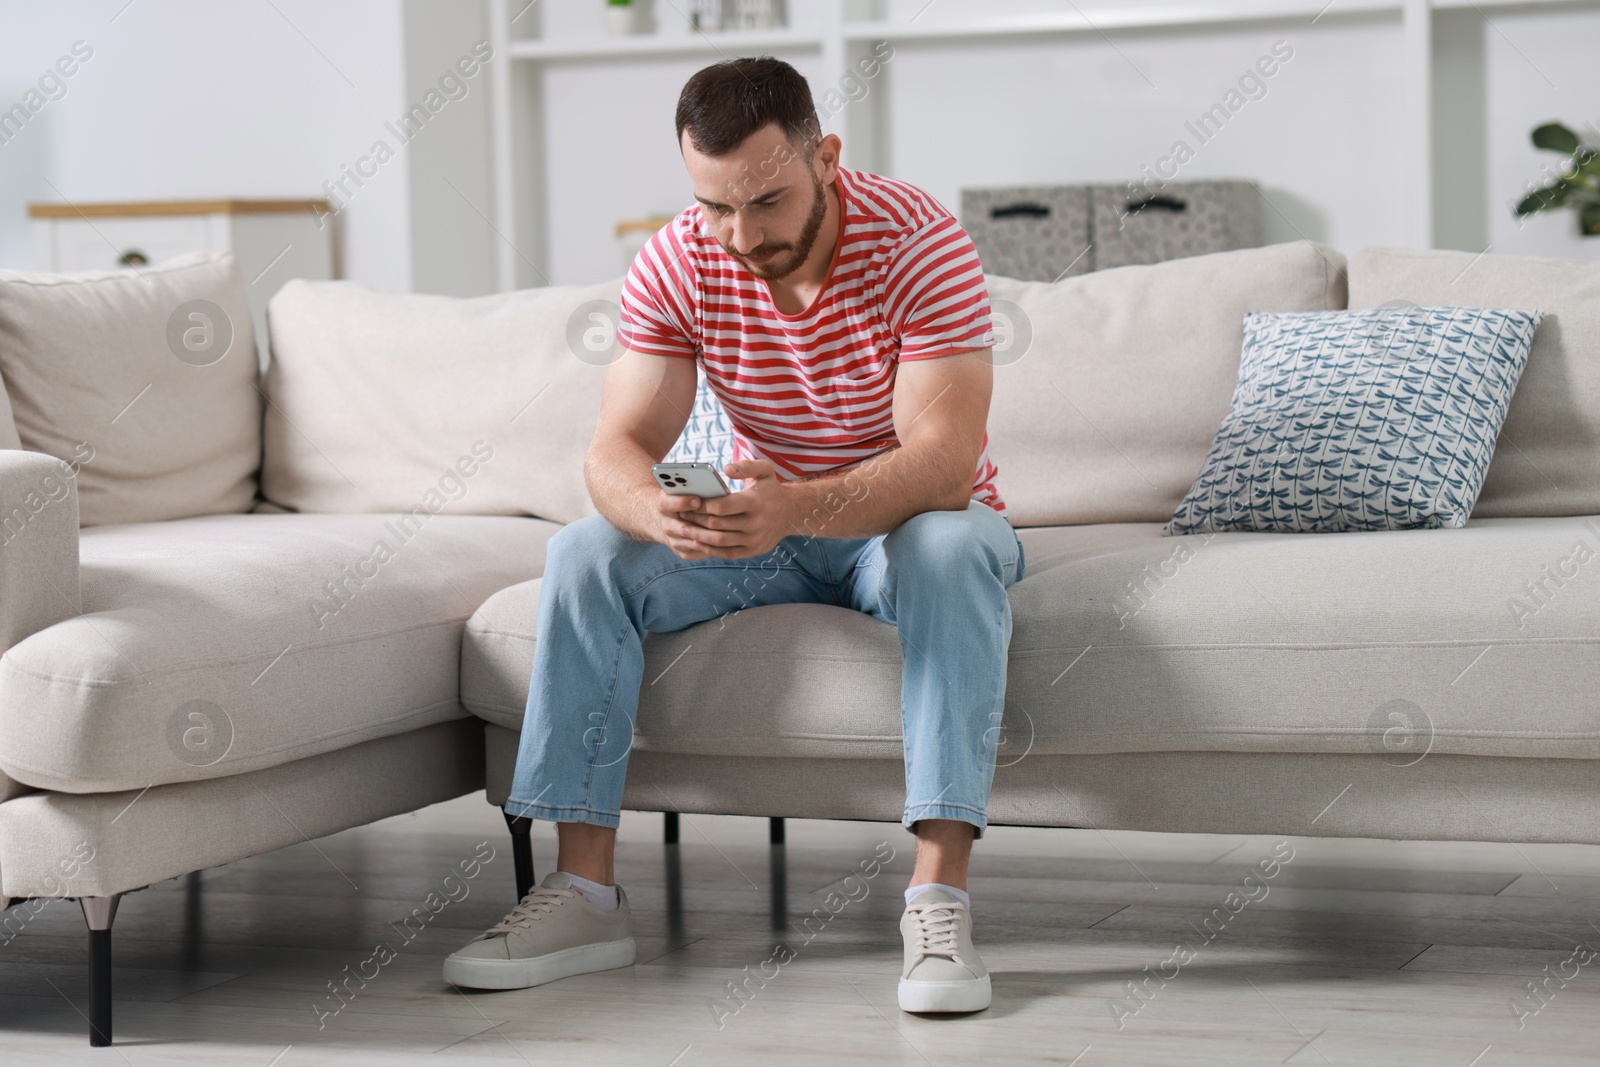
{"left": 675, "top": 56, "right": 822, "bottom": 158}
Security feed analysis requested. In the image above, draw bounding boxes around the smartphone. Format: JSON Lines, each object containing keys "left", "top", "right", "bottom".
{"left": 651, "top": 462, "right": 730, "bottom": 499}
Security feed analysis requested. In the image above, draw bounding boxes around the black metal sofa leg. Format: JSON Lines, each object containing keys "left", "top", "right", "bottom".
{"left": 80, "top": 895, "right": 121, "bottom": 1047}
{"left": 769, "top": 817, "right": 785, "bottom": 845}
{"left": 504, "top": 812, "right": 535, "bottom": 900}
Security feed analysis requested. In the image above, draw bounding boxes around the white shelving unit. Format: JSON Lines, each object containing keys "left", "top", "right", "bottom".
{"left": 485, "top": 0, "right": 1600, "bottom": 291}
{"left": 507, "top": 31, "right": 825, "bottom": 60}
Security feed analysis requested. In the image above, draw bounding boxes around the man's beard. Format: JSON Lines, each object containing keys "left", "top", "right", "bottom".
{"left": 729, "top": 174, "right": 829, "bottom": 281}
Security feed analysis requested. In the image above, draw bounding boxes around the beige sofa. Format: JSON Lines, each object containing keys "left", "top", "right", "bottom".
{"left": 0, "top": 240, "right": 1596, "bottom": 1047}
{"left": 464, "top": 241, "right": 1600, "bottom": 880}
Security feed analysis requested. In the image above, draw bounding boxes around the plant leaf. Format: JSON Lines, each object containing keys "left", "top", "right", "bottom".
{"left": 1582, "top": 201, "right": 1600, "bottom": 237}
{"left": 1515, "top": 183, "right": 1572, "bottom": 215}
{"left": 1533, "top": 122, "right": 1582, "bottom": 154}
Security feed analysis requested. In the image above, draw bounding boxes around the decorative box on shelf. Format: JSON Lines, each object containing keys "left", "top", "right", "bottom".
{"left": 961, "top": 180, "right": 1262, "bottom": 281}
{"left": 28, "top": 198, "right": 335, "bottom": 364}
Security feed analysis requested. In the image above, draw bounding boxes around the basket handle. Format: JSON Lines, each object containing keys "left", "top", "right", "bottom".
{"left": 989, "top": 202, "right": 1051, "bottom": 220}
{"left": 1124, "top": 194, "right": 1188, "bottom": 214}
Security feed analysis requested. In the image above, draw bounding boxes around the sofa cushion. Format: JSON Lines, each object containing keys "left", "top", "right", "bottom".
{"left": 462, "top": 515, "right": 1600, "bottom": 761}
{"left": 0, "top": 512, "right": 561, "bottom": 793}
{"left": 1167, "top": 306, "right": 1543, "bottom": 534}
{"left": 0, "top": 252, "right": 262, "bottom": 525}
{"left": 1347, "top": 247, "right": 1600, "bottom": 518}
{"left": 663, "top": 374, "right": 737, "bottom": 468}
{"left": 0, "top": 388, "right": 20, "bottom": 451}
{"left": 983, "top": 240, "right": 1349, "bottom": 527}
{"left": 262, "top": 277, "right": 619, "bottom": 525}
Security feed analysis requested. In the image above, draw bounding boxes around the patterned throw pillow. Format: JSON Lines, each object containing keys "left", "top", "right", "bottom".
{"left": 664, "top": 371, "right": 738, "bottom": 467}
{"left": 1166, "top": 306, "right": 1543, "bottom": 534}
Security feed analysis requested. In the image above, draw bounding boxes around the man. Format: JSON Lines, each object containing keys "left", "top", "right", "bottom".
{"left": 444, "top": 56, "right": 1025, "bottom": 1015}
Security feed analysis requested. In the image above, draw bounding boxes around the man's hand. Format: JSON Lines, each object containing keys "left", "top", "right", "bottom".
{"left": 665, "top": 458, "right": 794, "bottom": 559}
{"left": 654, "top": 491, "right": 722, "bottom": 560}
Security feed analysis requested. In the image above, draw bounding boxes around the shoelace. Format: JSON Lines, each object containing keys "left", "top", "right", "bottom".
{"left": 907, "top": 900, "right": 966, "bottom": 962}
{"left": 485, "top": 885, "right": 577, "bottom": 936}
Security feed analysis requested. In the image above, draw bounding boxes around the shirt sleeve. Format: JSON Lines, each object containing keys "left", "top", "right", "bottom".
{"left": 882, "top": 216, "right": 996, "bottom": 361}
{"left": 617, "top": 221, "right": 699, "bottom": 359}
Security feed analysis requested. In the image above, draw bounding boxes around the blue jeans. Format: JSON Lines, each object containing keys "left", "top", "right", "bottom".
{"left": 506, "top": 500, "right": 1026, "bottom": 837}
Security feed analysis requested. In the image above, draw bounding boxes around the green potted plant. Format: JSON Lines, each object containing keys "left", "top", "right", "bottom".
{"left": 1513, "top": 121, "right": 1600, "bottom": 237}
{"left": 604, "top": 0, "right": 653, "bottom": 35}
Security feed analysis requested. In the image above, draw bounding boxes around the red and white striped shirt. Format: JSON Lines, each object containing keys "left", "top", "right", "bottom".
{"left": 618, "top": 165, "right": 1005, "bottom": 516}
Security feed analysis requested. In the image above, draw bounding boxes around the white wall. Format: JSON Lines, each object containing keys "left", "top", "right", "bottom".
{"left": 0, "top": 0, "right": 413, "bottom": 291}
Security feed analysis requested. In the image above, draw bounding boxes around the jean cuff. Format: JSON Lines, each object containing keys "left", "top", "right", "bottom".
{"left": 503, "top": 799, "right": 621, "bottom": 830}
{"left": 902, "top": 801, "right": 987, "bottom": 840}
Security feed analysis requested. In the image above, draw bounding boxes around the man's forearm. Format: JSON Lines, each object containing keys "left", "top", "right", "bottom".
{"left": 584, "top": 439, "right": 665, "bottom": 543}
{"left": 779, "top": 443, "right": 972, "bottom": 541}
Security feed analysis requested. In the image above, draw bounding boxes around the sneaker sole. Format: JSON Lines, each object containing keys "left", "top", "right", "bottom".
{"left": 898, "top": 974, "right": 992, "bottom": 1013}
{"left": 444, "top": 937, "right": 636, "bottom": 990}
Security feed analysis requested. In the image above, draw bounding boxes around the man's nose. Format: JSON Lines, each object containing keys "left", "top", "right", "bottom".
{"left": 727, "top": 212, "right": 762, "bottom": 254}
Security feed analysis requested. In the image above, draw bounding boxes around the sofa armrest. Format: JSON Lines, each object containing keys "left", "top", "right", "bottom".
{"left": 0, "top": 451, "right": 81, "bottom": 654}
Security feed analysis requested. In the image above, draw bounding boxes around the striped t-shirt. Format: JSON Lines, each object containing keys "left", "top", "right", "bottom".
{"left": 618, "top": 165, "right": 1005, "bottom": 516}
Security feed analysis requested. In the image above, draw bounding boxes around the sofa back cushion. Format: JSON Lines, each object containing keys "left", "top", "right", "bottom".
{"left": 262, "top": 278, "right": 617, "bottom": 524}
{"left": 1347, "top": 247, "right": 1600, "bottom": 518}
{"left": 984, "top": 240, "right": 1349, "bottom": 527}
{"left": 0, "top": 252, "right": 261, "bottom": 525}
{"left": 0, "top": 385, "right": 21, "bottom": 451}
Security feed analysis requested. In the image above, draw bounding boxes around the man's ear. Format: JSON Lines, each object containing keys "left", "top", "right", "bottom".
{"left": 812, "top": 133, "right": 842, "bottom": 182}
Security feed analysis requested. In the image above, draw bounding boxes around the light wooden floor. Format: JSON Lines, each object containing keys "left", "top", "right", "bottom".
{"left": 4, "top": 793, "right": 1600, "bottom": 1065}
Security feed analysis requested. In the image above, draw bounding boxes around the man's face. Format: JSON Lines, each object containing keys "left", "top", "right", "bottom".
{"left": 682, "top": 123, "right": 831, "bottom": 281}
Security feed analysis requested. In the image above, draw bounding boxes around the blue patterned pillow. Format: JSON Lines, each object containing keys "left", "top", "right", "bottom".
{"left": 1166, "top": 306, "right": 1543, "bottom": 534}
{"left": 664, "top": 371, "right": 737, "bottom": 467}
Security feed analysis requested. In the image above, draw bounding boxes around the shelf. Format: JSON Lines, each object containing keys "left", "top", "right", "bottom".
{"left": 508, "top": 30, "right": 823, "bottom": 62}
{"left": 504, "top": 0, "right": 1600, "bottom": 66}
{"left": 841, "top": 0, "right": 1599, "bottom": 42}
{"left": 842, "top": 0, "right": 1395, "bottom": 43}
{"left": 486, "top": 0, "right": 1600, "bottom": 290}
{"left": 28, "top": 198, "right": 329, "bottom": 218}
{"left": 1432, "top": 0, "right": 1600, "bottom": 9}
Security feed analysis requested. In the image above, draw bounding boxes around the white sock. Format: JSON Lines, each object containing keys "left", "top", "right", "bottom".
{"left": 905, "top": 882, "right": 970, "bottom": 909}
{"left": 561, "top": 870, "right": 619, "bottom": 911}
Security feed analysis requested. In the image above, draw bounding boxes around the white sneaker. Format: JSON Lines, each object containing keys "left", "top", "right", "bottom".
{"left": 898, "top": 889, "right": 991, "bottom": 1012}
{"left": 443, "top": 871, "right": 636, "bottom": 990}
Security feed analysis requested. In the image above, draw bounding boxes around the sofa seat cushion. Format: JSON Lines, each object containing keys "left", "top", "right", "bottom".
{"left": 462, "top": 516, "right": 1600, "bottom": 761}
{"left": 0, "top": 513, "right": 561, "bottom": 793}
